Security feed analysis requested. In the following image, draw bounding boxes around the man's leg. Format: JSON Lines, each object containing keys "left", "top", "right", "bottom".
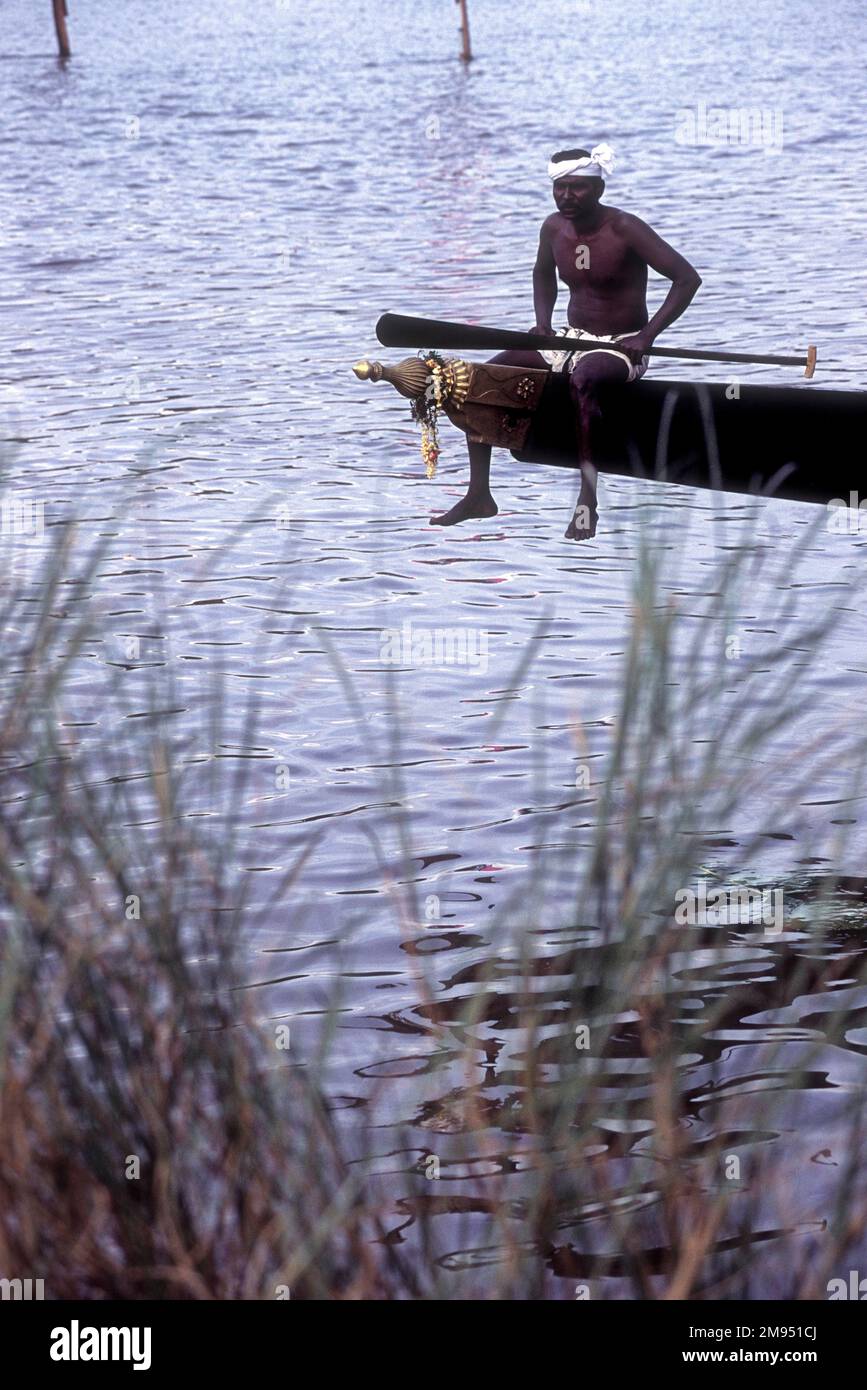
{"left": 564, "top": 351, "right": 629, "bottom": 541}
{"left": 430, "top": 349, "right": 548, "bottom": 527}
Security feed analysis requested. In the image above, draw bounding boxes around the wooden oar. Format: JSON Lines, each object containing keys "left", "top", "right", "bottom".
{"left": 376, "top": 313, "right": 818, "bottom": 379}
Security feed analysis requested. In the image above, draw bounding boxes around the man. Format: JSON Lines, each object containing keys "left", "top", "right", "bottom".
{"left": 431, "top": 144, "right": 702, "bottom": 540}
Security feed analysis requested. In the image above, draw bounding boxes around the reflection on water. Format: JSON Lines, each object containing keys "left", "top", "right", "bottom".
{"left": 3, "top": 0, "right": 867, "bottom": 1294}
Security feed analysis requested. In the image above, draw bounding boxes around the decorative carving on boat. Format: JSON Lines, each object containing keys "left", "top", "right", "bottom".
{"left": 354, "top": 356, "right": 550, "bottom": 452}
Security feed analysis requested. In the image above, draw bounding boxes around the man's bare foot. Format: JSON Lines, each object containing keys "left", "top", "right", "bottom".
{"left": 430, "top": 493, "right": 499, "bottom": 527}
{"left": 565, "top": 502, "right": 598, "bottom": 541}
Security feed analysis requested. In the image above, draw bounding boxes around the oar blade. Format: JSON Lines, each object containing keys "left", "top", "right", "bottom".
{"left": 376, "top": 313, "right": 522, "bottom": 353}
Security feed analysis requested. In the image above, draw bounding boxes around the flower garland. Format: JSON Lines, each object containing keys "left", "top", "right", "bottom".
{"left": 410, "top": 351, "right": 447, "bottom": 479}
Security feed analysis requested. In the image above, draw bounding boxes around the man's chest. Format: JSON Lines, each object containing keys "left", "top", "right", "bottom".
{"left": 550, "top": 225, "right": 633, "bottom": 289}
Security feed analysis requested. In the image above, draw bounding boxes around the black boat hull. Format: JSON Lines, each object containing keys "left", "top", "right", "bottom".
{"left": 512, "top": 375, "right": 862, "bottom": 506}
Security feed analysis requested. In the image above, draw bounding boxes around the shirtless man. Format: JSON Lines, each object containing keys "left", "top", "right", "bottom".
{"left": 431, "top": 144, "right": 702, "bottom": 539}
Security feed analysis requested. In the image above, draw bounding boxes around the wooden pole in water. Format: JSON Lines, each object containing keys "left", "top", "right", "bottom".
{"left": 456, "top": 0, "right": 472, "bottom": 62}
{"left": 52, "top": 0, "right": 71, "bottom": 60}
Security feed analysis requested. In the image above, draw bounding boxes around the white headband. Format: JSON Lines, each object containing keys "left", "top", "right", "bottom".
{"left": 548, "top": 142, "right": 616, "bottom": 181}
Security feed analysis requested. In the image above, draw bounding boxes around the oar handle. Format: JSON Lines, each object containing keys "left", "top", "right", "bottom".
{"left": 375, "top": 314, "right": 818, "bottom": 378}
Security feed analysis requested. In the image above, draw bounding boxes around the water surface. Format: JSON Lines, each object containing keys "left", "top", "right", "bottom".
{"left": 3, "top": 0, "right": 867, "bottom": 1295}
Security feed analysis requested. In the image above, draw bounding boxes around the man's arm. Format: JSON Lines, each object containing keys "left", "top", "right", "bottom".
{"left": 532, "top": 219, "right": 558, "bottom": 334}
{"left": 617, "top": 214, "right": 702, "bottom": 355}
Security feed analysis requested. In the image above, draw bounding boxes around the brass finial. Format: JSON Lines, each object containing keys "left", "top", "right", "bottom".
{"left": 352, "top": 357, "right": 430, "bottom": 400}
{"left": 353, "top": 359, "right": 384, "bottom": 381}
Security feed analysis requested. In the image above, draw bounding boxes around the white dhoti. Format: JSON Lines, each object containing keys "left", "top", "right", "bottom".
{"left": 540, "top": 326, "right": 649, "bottom": 384}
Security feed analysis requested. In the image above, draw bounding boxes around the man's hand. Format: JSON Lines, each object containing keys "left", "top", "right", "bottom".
{"left": 616, "top": 329, "right": 654, "bottom": 364}
{"left": 530, "top": 323, "right": 554, "bottom": 338}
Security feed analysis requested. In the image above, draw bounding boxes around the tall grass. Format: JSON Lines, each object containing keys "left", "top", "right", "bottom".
{"left": 2, "top": 480, "right": 867, "bottom": 1298}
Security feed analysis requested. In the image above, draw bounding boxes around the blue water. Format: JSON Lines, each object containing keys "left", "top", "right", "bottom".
{"left": 3, "top": 0, "right": 867, "bottom": 1295}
